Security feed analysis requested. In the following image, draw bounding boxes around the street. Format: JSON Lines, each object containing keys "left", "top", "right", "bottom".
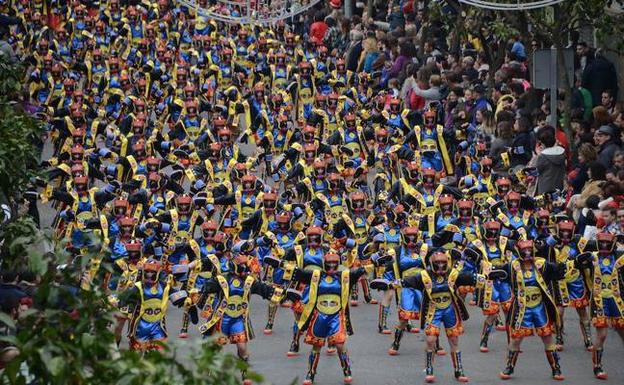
{"left": 164, "top": 294, "right": 623, "bottom": 385}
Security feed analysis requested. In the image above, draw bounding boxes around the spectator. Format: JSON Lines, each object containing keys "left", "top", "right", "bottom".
{"left": 511, "top": 34, "right": 527, "bottom": 61}
{"left": 0, "top": 270, "right": 28, "bottom": 309}
{"left": 461, "top": 56, "right": 479, "bottom": 83}
{"left": 309, "top": 11, "right": 328, "bottom": 43}
{"left": 387, "top": 5, "right": 405, "bottom": 32}
{"left": 335, "top": 18, "right": 352, "bottom": 53}
{"left": 345, "top": 30, "right": 364, "bottom": 72}
{"left": 582, "top": 50, "right": 619, "bottom": 107}
{"left": 592, "top": 106, "right": 612, "bottom": 128}
{"left": 601, "top": 206, "right": 620, "bottom": 234}
{"left": 595, "top": 125, "right": 621, "bottom": 170}
{"left": 571, "top": 72, "right": 593, "bottom": 121}
{"left": 323, "top": 15, "right": 341, "bottom": 53}
{"left": 475, "top": 107, "right": 496, "bottom": 143}
{"left": 618, "top": 208, "right": 624, "bottom": 234}
{"left": 611, "top": 151, "right": 624, "bottom": 175}
{"left": 490, "top": 120, "right": 514, "bottom": 171}
{"left": 0, "top": 296, "right": 20, "bottom": 370}
{"left": 575, "top": 42, "right": 594, "bottom": 72}
{"left": 602, "top": 89, "right": 616, "bottom": 115}
{"left": 422, "top": 40, "right": 442, "bottom": 64}
{"left": 569, "top": 143, "right": 597, "bottom": 194}
{"left": 358, "top": 32, "right": 380, "bottom": 73}
{"left": 535, "top": 126, "right": 566, "bottom": 195}
{"left": 510, "top": 116, "right": 534, "bottom": 168}
{"left": 614, "top": 110, "right": 624, "bottom": 135}
{"left": 390, "top": 41, "right": 416, "bottom": 79}
{"left": 406, "top": 73, "right": 442, "bottom": 108}
{"left": 575, "top": 161, "right": 606, "bottom": 210}
{"left": 471, "top": 84, "right": 493, "bottom": 124}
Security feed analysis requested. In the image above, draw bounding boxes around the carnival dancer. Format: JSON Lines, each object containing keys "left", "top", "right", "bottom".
{"left": 582, "top": 232, "right": 624, "bottom": 380}
{"left": 372, "top": 249, "right": 501, "bottom": 383}
{"left": 474, "top": 220, "right": 514, "bottom": 352}
{"left": 264, "top": 251, "right": 382, "bottom": 385}
{"left": 497, "top": 239, "right": 591, "bottom": 381}
{"left": 383, "top": 227, "right": 425, "bottom": 355}
{"left": 117, "top": 258, "right": 181, "bottom": 351}
{"left": 545, "top": 219, "right": 592, "bottom": 350}
{"left": 285, "top": 226, "right": 326, "bottom": 356}
{"left": 196, "top": 240, "right": 282, "bottom": 385}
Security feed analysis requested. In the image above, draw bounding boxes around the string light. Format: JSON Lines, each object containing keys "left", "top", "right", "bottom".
{"left": 458, "top": 0, "right": 567, "bottom": 11}
{"left": 179, "top": 0, "right": 323, "bottom": 24}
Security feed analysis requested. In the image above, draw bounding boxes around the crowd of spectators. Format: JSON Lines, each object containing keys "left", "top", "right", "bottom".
{"left": 300, "top": 0, "right": 623, "bottom": 237}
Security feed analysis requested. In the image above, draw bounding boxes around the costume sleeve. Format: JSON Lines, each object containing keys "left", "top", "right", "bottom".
{"left": 201, "top": 278, "right": 222, "bottom": 294}
{"left": 50, "top": 188, "right": 75, "bottom": 205}
{"left": 213, "top": 193, "right": 236, "bottom": 206}
{"left": 251, "top": 280, "right": 276, "bottom": 300}
{"left": 455, "top": 272, "right": 479, "bottom": 287}
{"left": 401, "top": 274, "right": 424, "bottom": 290}
{"left": 348, "top": 267, "right": 369, "bottom": 284}
{"left": 292, "top": 268, "right": 313, "bottom": 284}
{"left": 543, "top": 261, "right": 567, "bottom": 283}
{"left": 117, "top": 285, "right": 140, "bottom": 315}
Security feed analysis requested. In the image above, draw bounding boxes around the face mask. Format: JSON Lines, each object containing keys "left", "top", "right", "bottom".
{"left": 432, "top": 261, "right": 448, "bottom": 275}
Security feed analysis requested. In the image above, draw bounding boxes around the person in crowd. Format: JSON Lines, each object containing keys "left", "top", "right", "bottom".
{"left": 595, "top": 125, "right": 621, "bottom": 170}
{"left": 535, "top": 126, "right": 566, "bottom": 195}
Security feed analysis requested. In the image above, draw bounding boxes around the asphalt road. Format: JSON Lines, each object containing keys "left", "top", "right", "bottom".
{"left": 218, "top": 295, "right": 624, "bottom": 385}
{"left": 36, "top": 140, "right": 624, "bottom": 385}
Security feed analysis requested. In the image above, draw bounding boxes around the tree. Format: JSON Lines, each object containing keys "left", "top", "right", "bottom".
{"left": 0, "top": 57, "right": 44, "bottom": 224}
{"left": 523, "top": 0, "right": 624, "bottom": 145}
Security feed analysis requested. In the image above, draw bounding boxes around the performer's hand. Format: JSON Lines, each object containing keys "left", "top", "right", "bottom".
{"left": 370, "top": 278, "right": 392, "bottom": 291}
{"left": 285, "top": 288, "right": 302, "bottom": 302}
{"left": 261, "top": 235, "right": 275, "bottom": 247}
{"left": 488, "top": 269, "right": 507, "bottom": 281}
{"left": 263, "top": 256, "right": 282, "bottom": 268}
{"left": 170, "top": 290, "right": 189, "bottom": 307}
{"left": 372, "top": 253, "right": 392, "bottom": 266}
{"left": 463, "top": 248, "right": 481, "bottom": 262}
{"left": 576, "top": 252, "right": 593, "bottom": 267}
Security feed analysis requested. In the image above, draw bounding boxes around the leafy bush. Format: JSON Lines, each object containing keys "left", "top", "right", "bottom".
{"left": 1, "top": 226, "right": 258, "bottom": 385}
{"left": 0, "top": 58, "right": 44, "bottom": 225}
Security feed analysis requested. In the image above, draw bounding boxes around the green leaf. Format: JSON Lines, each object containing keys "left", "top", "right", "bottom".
{"left": 81, "top": 333, "right": 96, "bottom": 349}
{"left": 46, "top": 356, "right": 65, "bottom": 377}
{"left": 0, "top": 312, "right": 15, "bottom": 329}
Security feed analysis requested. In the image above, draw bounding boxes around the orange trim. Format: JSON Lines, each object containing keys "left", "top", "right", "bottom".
{"left": 445, "top": 323, "right": 464, "bottom": 337}
{"left": 568, "top": 296, "right": 589, "bottom": 308}
{"left": 129, "top": 337, "right": 166, "bottom": 351}
{"left": 482, "top": 299, "right": 512, "bottom": 315}
{"left": 458, "top": 286, "right": 474, "bottom": 295}
{"left": 482, "top": 302, "right": 501, "bottom": 316}
{"left": 510, "top": 321, "right": 553, "bottom": 338}
{"left": 425, "top": 325, "right": 440, "bottom": 336}
{"left": 398, "top": 309, "right": 420, "bottom": 321}
{"left": 510, "top": 326, "right": 534, "bottom": 338}
{"left": 535, "top": 322, "right": 554, "bottom": 337}
{"left": 229, "top": 331, "right": 248, "bottom": 344}
{"left": 593, "top": 316, "right": 624, "bottom": 329}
